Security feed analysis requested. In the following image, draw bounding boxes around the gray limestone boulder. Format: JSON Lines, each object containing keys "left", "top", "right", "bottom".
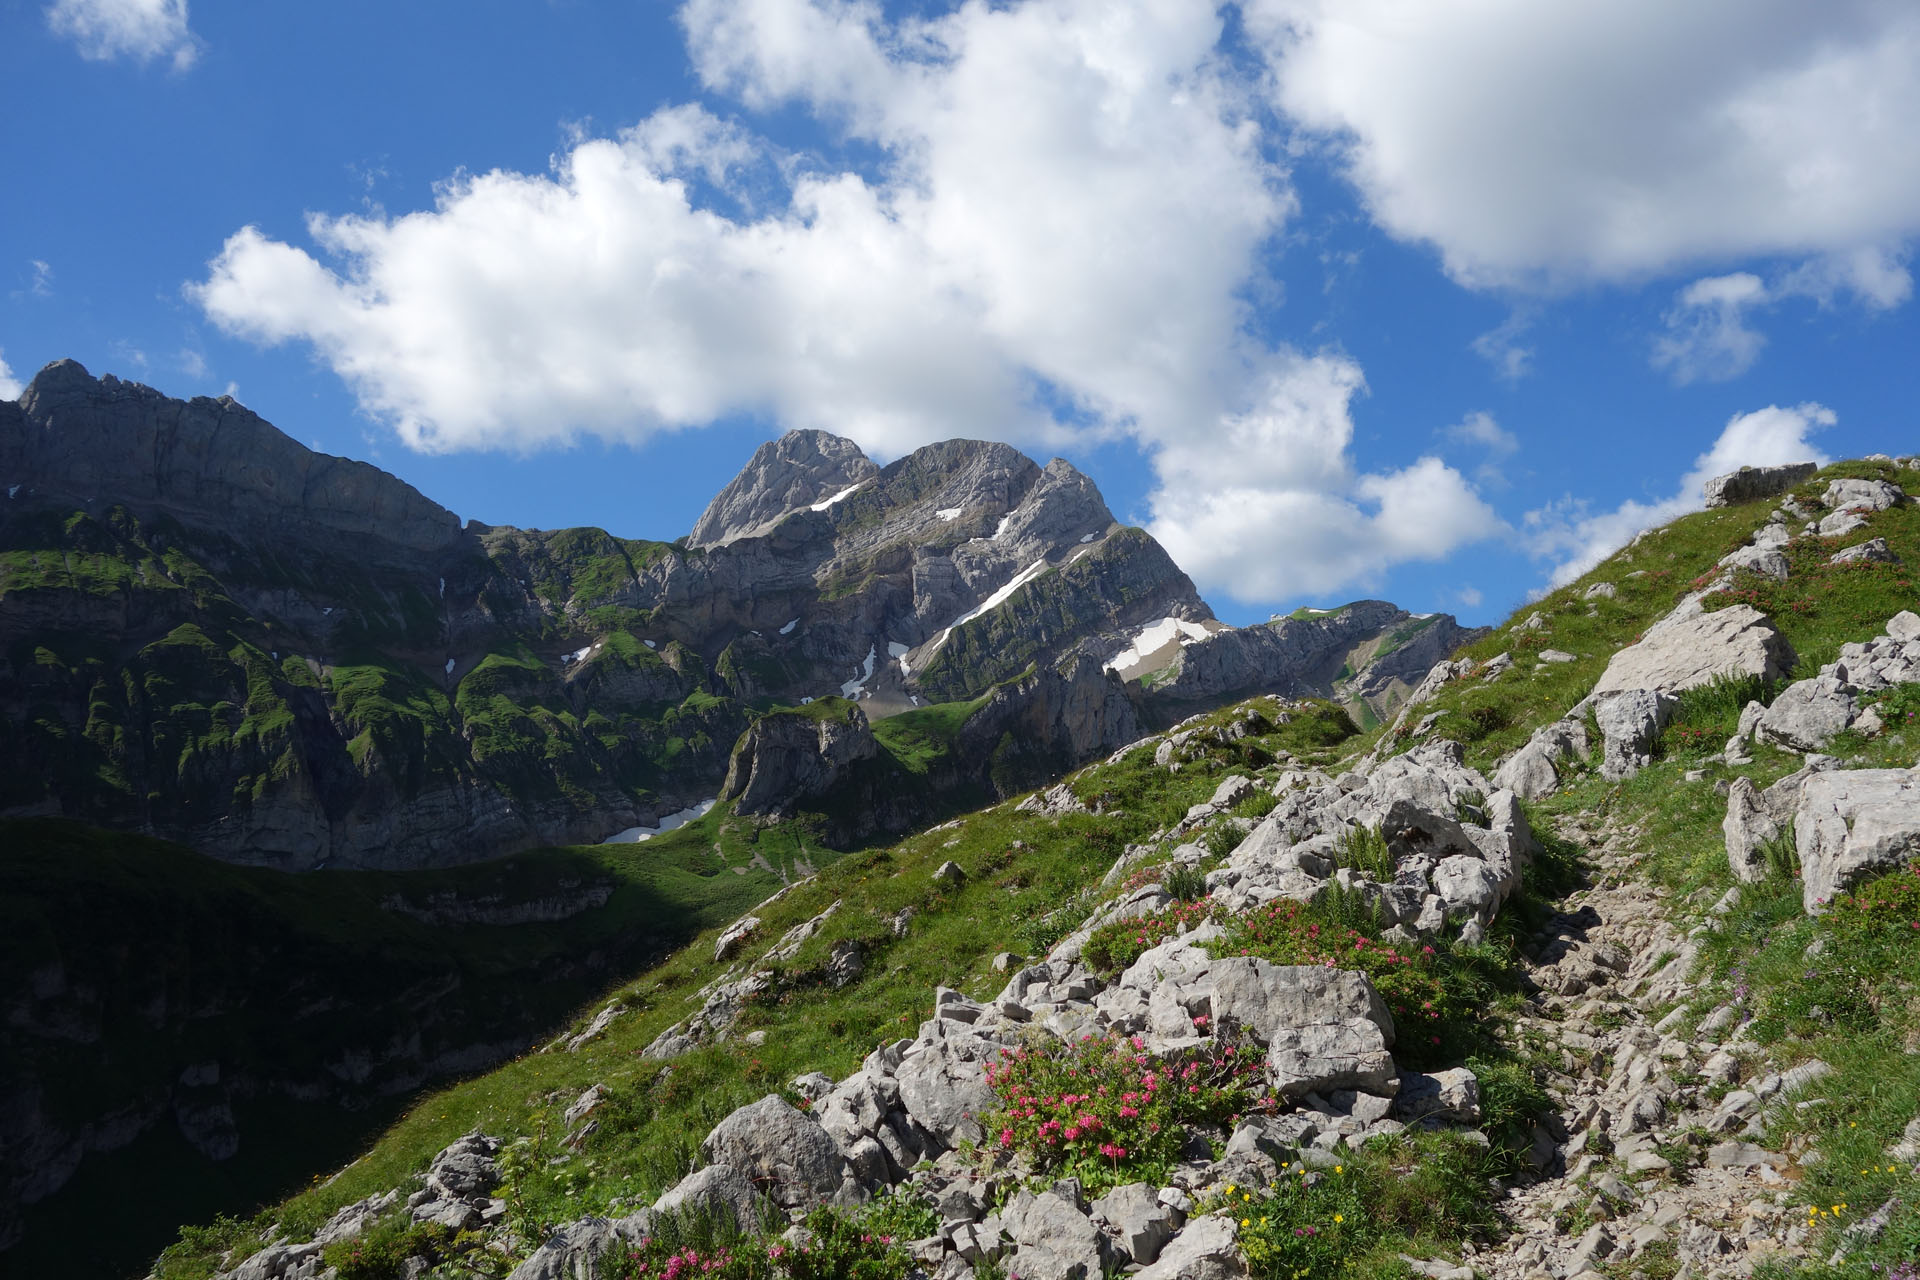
{"left": 1818, "top": 509, "right": 1871, "bottom": 538}
{"left": 1000, "top": 1188, "right": 1111, "bottom": 1280}
{"left": 1092, "top": 1182, "right": 1179, "bottom": 1265}
{"left": 1795, "top": 767, "right": 1920, "bottom": 911}
{"left": 1134, "top": 1213, "right": 1249, "bottom": 1280}
{"left": 1719, "top": 543, "right": 1791, "bottom": 580}
{"left": 1492, "top": 740, "right": 1559, "bottom": 800}
{"left": 1755, "top": 676, "right": 1855, "bottom": 751}
{"left": 1432, "top": 855, "right": 1504, "bottom": 921}
{"left": 310, "top": 1190, "right": 399, "bottom": 1246}
{"left": 1703, "top": 462, "right": 1818, "bottom": 508}
{"left": 409, "top": 1131, "right": 503, "bottom": 1231}
{"left": 653, "top": 1163, "right": 764, "bottom": 1233}
{"left": 1822, "top": 477, "right": 1906, "bottom": 513}
{"left": 1832, "top": 537, "right": 1899, "bottom": 565}
{"left": 1723, "top": 777, "right": 1780, "bottom": 884}
{"left": 220, "top": 1243, "right": 325, "bottom": 1280}
{"left": 895, "top": 1018, "right": 1008, "bottom": 1149}
{"left": 1595, "top": 689, "right": 1676, "bottom": 781}
{"left": 1392, "top": 1068, "right": 1482, "bottom": 1125}
{"left": 1589, "top": 605, "right": 1793, "bottom": 701}
{"left": 1492, "top": 717, "right": 1591, "bottom": 799}
{"left": 1207, "top": 959, "right": 1397, "bottom": 1099}
{"left": 700, "top": 1095, "right": 852, "bottom": 1210}
{"left": 507, "top": 1213, "right": 654, "bottom": 1280}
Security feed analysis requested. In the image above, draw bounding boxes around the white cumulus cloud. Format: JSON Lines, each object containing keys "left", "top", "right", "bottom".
{"left": 194, "top": 2, "right": 1288, "bottom": 462}
{"left": 1147, "top": 354, "right": 1505, "bottom": 602}
{"left": 1524, "top": 402, "right": 1834, "bottom": 590}
{"left": 47, "top": 0, "right": 199, "bottom": 70}
{"left": 1651, "top": 272, "right": 1770, "bottom": 384}
{"left": 192, "top": 0, "right": 1511, "bottom": 601}
{"left": 0, "top": 352, "right": 22, "bottom": 400}
{"left": 1247, "top": 0, "right": 1920, "bottom": 290}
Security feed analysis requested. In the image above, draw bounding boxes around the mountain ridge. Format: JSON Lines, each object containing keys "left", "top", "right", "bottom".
{"left": 1, "top": 360, "right": 1474, "bottom": 871}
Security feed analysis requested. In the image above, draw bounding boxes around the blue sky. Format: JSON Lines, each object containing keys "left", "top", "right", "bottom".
{"left": 4, "top": 0, "right": 1917, "bottom": 627}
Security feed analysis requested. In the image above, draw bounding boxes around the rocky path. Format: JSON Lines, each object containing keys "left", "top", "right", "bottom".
{"left": 1471, "top": 817, "right": 1824, "bottom": 1280}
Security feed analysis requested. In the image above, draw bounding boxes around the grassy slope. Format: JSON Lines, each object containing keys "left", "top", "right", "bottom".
{"left": 0, "top": 811, "right": 835, "bottom": 1280}
{"left": 128, "top": 458, "right": 1920, "bottom": 1279}
{"left": 1353, "top": 460, "right": 1920, "bottom": 1277}
{"left": 150, "top": 700, "right": 1408, "bottom": 1278}
{"left": 1368, "top": 459, "right": 1920, "bottom": 775}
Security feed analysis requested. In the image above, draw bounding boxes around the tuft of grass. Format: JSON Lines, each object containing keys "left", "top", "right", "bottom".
{"left": 1336, "top": 825, "right": 1395, "bottom": 881}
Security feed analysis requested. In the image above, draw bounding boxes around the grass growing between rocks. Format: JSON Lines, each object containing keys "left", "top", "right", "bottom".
{"left": 150, "top": 702, "right": 1367, "bottom": 1279}
{"left": 1526, "top": 738, "right": 1920, "bottom": 1276}
{"left": 1205, "top": 1135, "right": 1503, "bottom": 1280}
{"left": 1356, "top": 461, "right": 1920, "bottom": 776}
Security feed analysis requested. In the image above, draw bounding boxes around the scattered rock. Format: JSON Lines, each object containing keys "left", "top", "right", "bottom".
{"left": 1795, "top": 767, "right": 1920, "bottom": 911}
{"left": 1822, "top": 477, "right": 1906, "bottom": 512}
{"left": 1831, "top": 536, "right": 1899, "bottom": 565}
{"left": 1595, "top": 689, "right": 1675, "bottom": 781}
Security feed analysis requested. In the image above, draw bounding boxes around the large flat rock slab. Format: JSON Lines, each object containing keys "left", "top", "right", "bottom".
{"left": 1589, "top": 604, "right": 1794, "bottom": 700}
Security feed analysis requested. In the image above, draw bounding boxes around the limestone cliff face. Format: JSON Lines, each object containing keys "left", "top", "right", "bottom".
{"left": 687, "top": 429, "right": 880, "bottom": 548}
{"left": 7, "top": 360, "right": 462, "bottom": 564}
{"left": 1, "top": 363, "right": 1213, "bottom": 869}
{"left": 720, "top": 703, "right": 880, "bottom": 818}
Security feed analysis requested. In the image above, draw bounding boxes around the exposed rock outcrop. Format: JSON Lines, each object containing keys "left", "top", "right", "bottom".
{"left": 720, "top": 703, "right": 880, "bottom": 818}
{"left": 686, "top": 429, "right": 880, "bottom": 549}
{"left": 1141, "top": 601, "right": 1487, "bottom": 724}
{"left": 1702, "top": 462, "right": 1818, "bottom": 508}
{"left": 1588, "top": 605, "right": 1794, "bottom": 701}
{"left": 7, "top": 360, "right": 463, "bottom": 563}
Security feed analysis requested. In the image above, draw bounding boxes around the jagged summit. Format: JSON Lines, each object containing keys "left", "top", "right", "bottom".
{"left": 687, "top": 429, "right": 880, "bottom": 548}
{"left": 4, "top": 359, "right": 462, "bottom": 561}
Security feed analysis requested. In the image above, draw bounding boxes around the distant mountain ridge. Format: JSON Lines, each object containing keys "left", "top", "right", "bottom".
{"left": 0, "top": 360, "right": 1478, "bottom": 869}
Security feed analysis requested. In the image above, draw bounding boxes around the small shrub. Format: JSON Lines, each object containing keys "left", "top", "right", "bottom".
{"left": 1211, "top": 900, "right": 1474, "bottom": 1068}
{"left": 1082, "top": 899, "right": 1214, "bottom": 976}
{"left": 322, "top": 1218, "right": 454, "bottom": 1280}
{"left": 1822, "top": 866, "right": 1920, "bottom": 953}
{"left": 1336, "top": 825, "right": 1394, "bottom": 880}
{"left": 1452, "top": 788, "right": 1488, "bottom": 827}
{"left": 1761, "top": 821, "right": 1799, "bottom": 881}
{"left": 1465, "top": 705, "right": 1508, "bottom": 739}
{"left": 1860, "top": 681, "right": 1920, "bottom": 729}
{"left": 1202, "top": 822, "right": 1243, "bottom": 858}
{"left": 1208, "top": 1132, "right": 1501, "bottom": 1277}
{"left": 1662, "top": 671, "right": 1783, "bottom": 756}
{"left": 1465, "top": 1053, "right": 1551, "bottom": 1176}
{"left": 984, "top": 1030, "right": 1272, "bottom": 1191}
{"left": 1164, "top": 864, "right": 1209, "bottom": 902}
{"left": 1205, "top": 1163, "right": 1376, "bottom": 1278}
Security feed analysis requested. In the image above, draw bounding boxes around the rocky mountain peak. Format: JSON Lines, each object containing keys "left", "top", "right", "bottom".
{"left": 686, "top": 428, "right": 880, "bottom": 549}
{"left": 5, "top": 358, "right": 462, "bottom": 562}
